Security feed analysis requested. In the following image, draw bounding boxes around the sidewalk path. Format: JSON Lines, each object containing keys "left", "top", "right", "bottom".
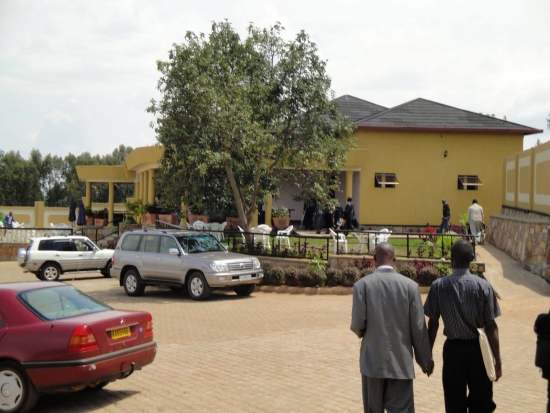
{"left": 477, "top": 243, "right": 550, "bottom": 299}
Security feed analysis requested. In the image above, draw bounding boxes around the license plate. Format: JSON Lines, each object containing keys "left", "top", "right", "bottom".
{"left": 111, "top": 326, "right": 131, "bottom": 340}
{"left": 239, "top": 275, "right": 252, "bottom": 281}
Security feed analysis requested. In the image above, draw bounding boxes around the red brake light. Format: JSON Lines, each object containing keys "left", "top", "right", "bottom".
{"left": 144, "top": 314, "right": 153, "bottom": 338}
{"left": 69, "top": 325, "right": 99, "bottom": 352}
{"left": 111, "top": 256, "right": 114, "bottom": 266}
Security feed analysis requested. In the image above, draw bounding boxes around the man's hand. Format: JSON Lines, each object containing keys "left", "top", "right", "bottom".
{"left": 422, "top": 360, "right": 434, "bottom": 377}
{"left": 494, "top": 362, "right": 502, "bottom": 381}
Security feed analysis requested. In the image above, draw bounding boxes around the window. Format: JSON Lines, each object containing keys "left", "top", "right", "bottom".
{"left": 121, "top": 234, "right": 141, "bottom": 251}
{"left": 159, "top": 236, "right": 178, "bottom": 254}
{"left": 375, "top": 173, "right": 399, "bottom": 188}
{"left": 18, "top": 285, "right": 110, "bottom": 321}
{"left": 140, "top": 235, "right": 159, "bottom": 253}
{"left": 458, "top": 175, "right": 482, "bottom": 191}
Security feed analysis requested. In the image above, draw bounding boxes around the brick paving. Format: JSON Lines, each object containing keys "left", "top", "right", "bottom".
{"left": 1, "top": 245, "right": 549, "bottom": 412}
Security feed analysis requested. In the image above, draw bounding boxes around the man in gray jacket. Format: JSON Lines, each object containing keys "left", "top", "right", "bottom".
{"left": 351, "top": 243, "right": 433, "bottom": 413}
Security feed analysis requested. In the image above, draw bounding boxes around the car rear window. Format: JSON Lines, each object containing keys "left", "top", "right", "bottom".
{"left": 38, "top": 240, "right": 75, "bottom": 251}
{"left": 18, "top": 286, "right": 111, "bottom": 321}
{"left": 121, "top": 234, "right": 141, "bottom": 251}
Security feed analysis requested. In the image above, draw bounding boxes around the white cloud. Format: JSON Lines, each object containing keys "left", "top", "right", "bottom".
{"left": 0, "top": 0, "right": 548, "bottom": 158}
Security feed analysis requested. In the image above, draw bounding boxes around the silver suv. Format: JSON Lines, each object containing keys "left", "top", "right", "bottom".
{"left": 111, "top": 230, "right": 263, "bottom": 300}
{"left": 18, "top": 236, "right": 114, "bottom": 281}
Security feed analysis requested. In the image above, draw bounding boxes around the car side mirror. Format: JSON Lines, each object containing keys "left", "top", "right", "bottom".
{"left": 169, "top": 248, "right": 181, "bottom": 256}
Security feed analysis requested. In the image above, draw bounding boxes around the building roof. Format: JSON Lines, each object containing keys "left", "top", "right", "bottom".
{"left": 333, "top": 95, "right": 387, "bottom": 122}
{"left": 355, "top": 98, "right": 542, "bottom": 135}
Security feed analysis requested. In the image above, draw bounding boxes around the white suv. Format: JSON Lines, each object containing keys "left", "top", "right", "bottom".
{"left": 18, "top": 236, "right": 114, "bottom": 281}
{"left": 111, "top": 230, "right": 263, "bottom": 300}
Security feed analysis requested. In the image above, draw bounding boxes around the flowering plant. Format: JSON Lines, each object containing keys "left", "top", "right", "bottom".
{"left": 418, "top": 225, "right": 438, "bottom": 243}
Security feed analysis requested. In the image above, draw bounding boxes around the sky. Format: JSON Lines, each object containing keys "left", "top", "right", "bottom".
{"left": 0, "top": 0, "right": 549, "bottom": 160}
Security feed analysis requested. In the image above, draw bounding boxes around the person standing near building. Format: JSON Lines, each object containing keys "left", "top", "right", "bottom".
{"left": 424, "top": 239, "right": 502, "bottom": 413}
{"left": 468, "top": 199, "right": 484, "bottom": 245}
{"left": 351, "top": 243, "right": 434, "bottom": 413}
{"left": 343, "top": 197, "right": 355, "bottom": 234}
{"left": 439, "top": 199, "right": 451, "bottom": 233}
{"left": 534, "top": 310, "right": 550, "bottom": 413}
{"left": 3, "top": 212, "right": 15, "bottom": 228}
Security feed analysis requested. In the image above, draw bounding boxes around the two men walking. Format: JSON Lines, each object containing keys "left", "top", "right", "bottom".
{"left": 351, "top": 240, "right": 501, "bottom": 412}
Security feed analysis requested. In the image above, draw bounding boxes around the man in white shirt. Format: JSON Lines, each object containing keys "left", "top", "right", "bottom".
{"left": 468, "top": 199, "right": 484, "bottom": 245}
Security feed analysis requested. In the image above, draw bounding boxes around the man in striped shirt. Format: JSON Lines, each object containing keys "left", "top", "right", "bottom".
{"left": 424, "top": 240, "right": 501, "bottom": 413}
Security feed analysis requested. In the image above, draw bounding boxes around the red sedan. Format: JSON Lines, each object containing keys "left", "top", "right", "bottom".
{"left": 0, "top": 282, "right": 157, "bottom": 412}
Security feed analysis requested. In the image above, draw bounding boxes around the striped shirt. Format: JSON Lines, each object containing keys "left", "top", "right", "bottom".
{"left": 423, "top": 269, "right": 500, "bottom": 340}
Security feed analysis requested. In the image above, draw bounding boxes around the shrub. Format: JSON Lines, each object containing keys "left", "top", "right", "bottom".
{"left": 435, "top": 263, "right": 451, "bottom": 277}
{"left": 360, "top": 267, "right": 375, "bottom": 278}
{"left": 309, "top": 269, "right": 326, "bottom": 287}
{"left": 269, "top": 268, "right": 284, "bottom": 286}
{"left": 308, "top": 256, "right": 326, "bottom": 272}
{"left": 412, "top": 260, "right": 433, "bottom": 275}
{"left": 325, "top": 268, "right": 343, "bottom": 287}
{"left": 399, "top": 264, "right": 416, "bottom": 279}
{"left": 418, "top": 225, "right": 438, "bottom": 243}
{"left": 259, "top": 268, "right": 271, "bottom": 286}
{"left": 353, "top": 257, "right": 374, "bottom": 270}
{"left": 283, "top": 267, "right": 299, "bottom": 286}
{"left": 297, "top": 268, "right": 311, "bottom": 287}
{"left": 417, "top": 265, "right": 440, "bottom": 286}
{"left": 342, "top": 266, "right": 361, "bottom": 287}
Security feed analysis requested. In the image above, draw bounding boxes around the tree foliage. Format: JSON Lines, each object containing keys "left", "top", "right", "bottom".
{"left": 0, "top": 145, "right": 134, "bottom": 207}
{"left": 148, "top": 21, "right": 355, "bottom": 230}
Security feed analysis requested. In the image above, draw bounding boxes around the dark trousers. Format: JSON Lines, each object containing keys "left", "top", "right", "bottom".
{"left": 442, "top": 339, "right": 496, "bottom": 413}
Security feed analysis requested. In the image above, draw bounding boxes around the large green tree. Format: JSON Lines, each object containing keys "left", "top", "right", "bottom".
{"left": 148, "top": 22, "right": 355, "bottom": 231}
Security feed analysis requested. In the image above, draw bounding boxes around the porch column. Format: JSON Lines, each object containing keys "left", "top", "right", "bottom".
{"left": 147, "top": 169, "right": 155, "bottom": 205}
{"left": 108, "top": 182, "right": 115, "bottom": 226}
{"left": 346, "top": 171, "right": 353, "bottom": 200}
{"left": 85, "top": 182, "right": 92, "bottom": 209}
{"left": 265, "top": 195, "right": 272, "bottom": 228}
{"left": 142, "top": 171, "right": 148, "bottom": 204}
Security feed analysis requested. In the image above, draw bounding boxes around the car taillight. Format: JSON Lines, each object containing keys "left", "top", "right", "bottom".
{"left": 69, "top": 325, "right": 99, "bottom": 352}
{"left": 144, "top": 314, "right": 153, "bottom": 338}
{"left": 111, "top": 256, "right": 114, "bottom": 266}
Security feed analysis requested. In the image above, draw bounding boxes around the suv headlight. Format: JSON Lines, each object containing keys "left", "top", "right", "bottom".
{"left": 209, "top": 263, "right": 229, "bottom": 272}
{"left": 252, "top": 258, "right": 261, "bottom": 269}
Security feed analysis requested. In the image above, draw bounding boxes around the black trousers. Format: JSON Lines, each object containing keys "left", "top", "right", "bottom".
{"left": 442, "top": 339, "right": 496, "bottom": 413}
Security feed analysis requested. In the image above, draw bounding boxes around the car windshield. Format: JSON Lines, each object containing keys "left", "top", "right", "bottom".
{"left": 18, "top": 285, "right": 111, "bottom": 321}
{"left": 176, "top": 234, "right": 225, "bottom": 254}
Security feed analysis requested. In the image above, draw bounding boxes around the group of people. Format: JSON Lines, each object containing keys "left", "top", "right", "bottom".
{"left": 439, "top": 198, "right": 485, "bottom": 245}
{"left": 303, "top": 197, "right": 356, "bottom": 234}
{"left": 351, "top": 240, "right": 502, "bottom": 413}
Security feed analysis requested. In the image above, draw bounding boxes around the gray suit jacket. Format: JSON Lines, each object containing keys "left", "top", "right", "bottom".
{"left": 350, "top": 268, "right": 432, "bottom": 379}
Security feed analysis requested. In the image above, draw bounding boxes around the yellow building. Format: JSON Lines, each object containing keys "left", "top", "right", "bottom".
{"left": 75, "top": 96, "right": 542, "bottom": 228}
{"left": 332, "top": 96, "right": 542, "bottom": 228}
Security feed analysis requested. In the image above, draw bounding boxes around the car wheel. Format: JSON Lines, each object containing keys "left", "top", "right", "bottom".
{"left": 40, "top": 262, "right": 61, "bottom": 281}
{"left": 187, "top": 272, "right": 212, "bottom": 300}
{"left": 123, "top": 269, "right": 145, "bottom": 297}
{"left": 234, "top": 284, "right": 256, "bottom": 296}
{"left": 101, "top": 261, "right": 112, "bottom": 278}
{"left": 0, "top": 361, "right": 39, "bottom": 413}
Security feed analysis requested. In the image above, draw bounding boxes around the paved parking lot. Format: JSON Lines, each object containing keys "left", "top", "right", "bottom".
{"left": 1, "top": 253, "right": 549, "bottom": 412}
